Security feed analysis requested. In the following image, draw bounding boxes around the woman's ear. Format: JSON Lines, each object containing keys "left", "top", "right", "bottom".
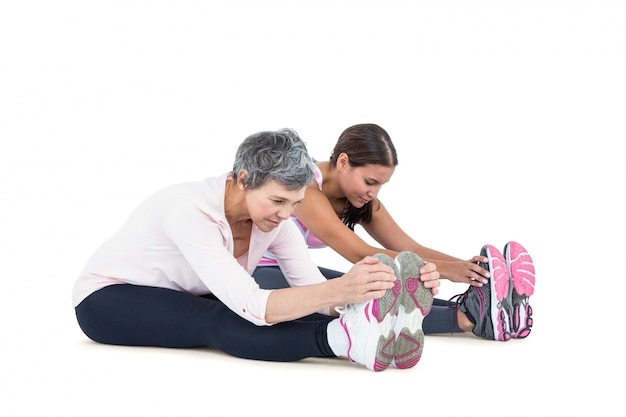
{"left": 337, "top": 153, "right": 350, "bottom": 171}
{"left": 236, "top": 169, "right": 248, "bottom": 190}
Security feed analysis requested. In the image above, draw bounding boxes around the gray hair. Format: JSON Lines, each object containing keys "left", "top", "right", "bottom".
{"left": 232, "top": 128, "right": 316, "bottom": 190}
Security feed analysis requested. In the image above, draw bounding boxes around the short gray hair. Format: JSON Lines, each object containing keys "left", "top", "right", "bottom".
{"left": 232, "top": 128, "right": 316, "bottom": 190}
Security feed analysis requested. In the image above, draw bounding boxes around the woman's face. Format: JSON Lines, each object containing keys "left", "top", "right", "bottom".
{"left": 246, "top": 180, "right": 306, "bottom": 232}
{"left": 338, "top": 159, "right": 395, "bottom": 208}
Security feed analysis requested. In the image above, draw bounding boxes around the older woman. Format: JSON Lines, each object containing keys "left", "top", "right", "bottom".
{"left": 73, "top": 128, "right": 439, "bottom": 371}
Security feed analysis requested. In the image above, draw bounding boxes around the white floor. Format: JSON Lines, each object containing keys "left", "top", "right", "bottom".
{"left": 1, "top": 1, "right": 624, "bottom": 416}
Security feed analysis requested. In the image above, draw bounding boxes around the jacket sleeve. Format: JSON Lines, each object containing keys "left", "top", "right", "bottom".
{"left": 163, "top": 203, "right": 273, "bottom": 326}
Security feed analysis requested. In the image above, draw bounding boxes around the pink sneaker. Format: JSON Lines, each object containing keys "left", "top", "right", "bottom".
{"left": 504, "top": 241, "right": 535, "bottom": 338}
{"left": 455, "top": 244, "right": 512, "bottom": 341}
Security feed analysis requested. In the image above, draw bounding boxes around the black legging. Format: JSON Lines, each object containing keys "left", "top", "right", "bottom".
{"left": 75, "top": 284, "right": 336, "bottom": 362}
{"left": 252, "top": 266, "right": 463, "bottom": 334}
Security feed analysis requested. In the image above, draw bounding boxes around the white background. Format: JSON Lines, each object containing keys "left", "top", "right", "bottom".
{"left": 1, "top": 0, "right": 624, "bottom": 415}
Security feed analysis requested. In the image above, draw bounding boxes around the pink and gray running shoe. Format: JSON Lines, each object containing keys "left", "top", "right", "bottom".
{"left": 504, "top": 241, "right": 535, "bottom": 338}
{"left": 454, "top": 244, "right": 512, "bottom": 341}
{"left": 337, "top": 253, "right": 401, "bottom": 371}
{"left": 393, "top": 251, "right": 434, "bottom": 368}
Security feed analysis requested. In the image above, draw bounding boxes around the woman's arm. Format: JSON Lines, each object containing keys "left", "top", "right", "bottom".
{"left": 294, "top": 186, "right": 488, "bottom": 286}
{"left": 362, "top": 199, "right": 490, "bottom": 285}
{"left": 264, "top": 256, "right": 397, "bottom": 324}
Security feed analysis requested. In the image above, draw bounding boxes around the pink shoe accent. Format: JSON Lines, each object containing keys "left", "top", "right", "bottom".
{"left": 405, "top": 278, "right": 432, "bottom": 315}
{"left": 372, "top": 279, "right": 401, "bottom": 323}
{"left": 508, "top": 241, "right": 535, "bottom": 297}
{"left": 339, "top": 317, "right": 356, "bottom": 363}
{"left": 374, "top": 337, "right": 396, "bottom": 371}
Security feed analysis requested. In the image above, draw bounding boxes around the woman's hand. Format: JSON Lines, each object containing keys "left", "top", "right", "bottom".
{"left": 419, "top": 261, "right": 441, "bottom": 296}
{"left": 439, "top": 256, "right": 491, "bottom": 287}
{"left": 338, "top": 256, "right": 441, "bottom": 303}
{"left": 337, "top": 256, "right": 397, "bottom": 305}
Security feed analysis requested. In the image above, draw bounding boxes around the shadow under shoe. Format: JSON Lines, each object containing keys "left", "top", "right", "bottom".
{"left": 394, "top": 251, "right": 434, "bottom": 369}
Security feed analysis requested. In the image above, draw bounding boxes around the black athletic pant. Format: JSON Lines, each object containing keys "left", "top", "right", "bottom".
{"left": 75, "top": 284, "right": 336, "bottom": 362}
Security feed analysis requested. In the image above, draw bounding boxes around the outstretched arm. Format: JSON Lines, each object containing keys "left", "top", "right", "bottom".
{"left": 293, "top": 186, "right": 442, "bottom": 293}
{"left": 294, "top": 186, "right": 488, "bottom": 287}
{"left": 362, "top": 199, "right": 490, "bottom": 286}
{"left": 264, "top": 256, "right": 397, "bottom": 324}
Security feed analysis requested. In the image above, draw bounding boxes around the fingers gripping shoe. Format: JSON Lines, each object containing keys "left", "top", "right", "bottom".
{"left": 394, "top": 251, "right": 434, "bottom": 368}
{"left": 456, "top": 244, "right": 512, "bottom": 341}
{"left": 337, "top": 255, "right": 400, "bottom": 371}
{"left": 504, "top": 241, "right": 535, "bottom": 338}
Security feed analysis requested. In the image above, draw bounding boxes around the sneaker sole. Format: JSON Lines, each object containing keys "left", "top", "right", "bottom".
{"left": 481, "top": 245, "right": 511, "bottom": 341}
{"left": 370, "top": 253, "right": 402, "bottom": 370}
{"left": 372, "top": 253, "right": 402, "bottom": 322}
{"left": 505, "top": 241, "right": 535, "bottom": 339}
{"left": 394, "top": 251, "right": 433, "bottom": 369}
{"left": 371, "top": 307, "right": 396, "bottom": 371}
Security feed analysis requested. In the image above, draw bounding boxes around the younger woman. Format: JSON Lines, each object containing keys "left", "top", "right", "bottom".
{"left": 254, "top": 124, "right": 535, "bottom": 341}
